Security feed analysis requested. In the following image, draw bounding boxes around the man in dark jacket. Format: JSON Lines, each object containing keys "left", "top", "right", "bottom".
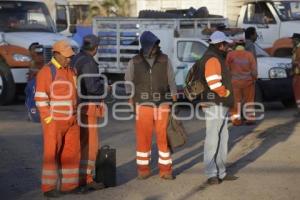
{"left": 125, "top": 31, "right": 177, "bottom": 180}
{"left": 72, "top": 34, "right": 105, "bottom": 191}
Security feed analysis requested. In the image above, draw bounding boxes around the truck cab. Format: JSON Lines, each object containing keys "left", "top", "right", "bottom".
{"left": 0, "top": 0, "right": 78, "bottom": 105}
{"left": 237, "top": 0, "right": 300, "bottom": 55}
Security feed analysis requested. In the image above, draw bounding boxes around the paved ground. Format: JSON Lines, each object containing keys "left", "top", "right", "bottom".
{"left": 0, "top": 101, "right": 300, "bottom": 200}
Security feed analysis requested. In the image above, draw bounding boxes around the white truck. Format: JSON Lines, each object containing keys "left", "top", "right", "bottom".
{"left": 93, "top": 17, "right": 294, "bottom": 106}
{"left": 0, "top": 0, "right": 78, "bottom": 105}
{"left": 237, "top": 0, "right": 300, "bottom": 56}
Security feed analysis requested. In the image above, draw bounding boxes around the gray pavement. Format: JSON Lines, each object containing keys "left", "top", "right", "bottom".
{"left": 0, "top": 102, "right": 300, "bottom": 200}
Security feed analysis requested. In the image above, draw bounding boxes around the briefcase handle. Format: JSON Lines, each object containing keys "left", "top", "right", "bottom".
{"left": 101, "top": 145, "right": 111, "bottom": 150}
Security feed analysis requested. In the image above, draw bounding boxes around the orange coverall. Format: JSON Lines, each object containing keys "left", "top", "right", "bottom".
{"left": 226, "top": 48, "right": 257, "bottom": 125}
{"left": 135, "top": 104, "right": 172, "bottom": 177}
{"left": 292, "top": 45, "right": 300, "bottom": 112}
{"left": 35, "top": 58, "right": 80, "bottom": 192}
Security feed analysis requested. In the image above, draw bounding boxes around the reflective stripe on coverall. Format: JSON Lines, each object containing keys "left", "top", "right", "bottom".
{"left": 35, "top": 58, "right": 80, "bottom": 192}
{"left": 226, "top": 48, "right": 257, "bottom": 125}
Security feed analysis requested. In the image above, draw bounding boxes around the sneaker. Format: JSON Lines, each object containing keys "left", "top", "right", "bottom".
{"left": 43, "top": 190, "right": 61, "bottom": 198}
{"left": 207, "top": 177, "right": 221, "bottom": 185}
{"left": 220, "top": 175, "right": 239, "bottom": 182}
{"left": 160, "top": 174, "right": 176, "bottom": 180}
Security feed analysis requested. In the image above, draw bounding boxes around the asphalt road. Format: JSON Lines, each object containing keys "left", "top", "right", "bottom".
{"left": 0, "top": 101, "right": 299, "bottom": 200}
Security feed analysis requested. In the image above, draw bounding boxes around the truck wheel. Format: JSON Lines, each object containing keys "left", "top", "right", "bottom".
{"left": 281, "top": 99, "right": 295, "bottom": 108}
{"left": 0, "top": 61, "right": 16, "bottom": 105}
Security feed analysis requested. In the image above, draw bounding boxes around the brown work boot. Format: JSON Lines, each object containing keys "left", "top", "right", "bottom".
{"left": 160, "top": 174, "right": 176, "bottom": 180}
{"left": 137, "top": 172, "right": 151, "bottom": 180}
{"left": 43, "top": 189, "right": 61, "bottom": 198}
{"left": 207, "top": 177, "right": 221, "bottom": 185}
{"left": 245, "top": 120, "right": 256, "bottom": 125}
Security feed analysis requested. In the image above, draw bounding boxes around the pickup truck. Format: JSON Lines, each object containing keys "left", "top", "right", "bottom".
{"left": 237, "top": 0, "right": 300, "bottom": 57}
{"left": 93, "top": 17, "right": 294, "bottom": 106}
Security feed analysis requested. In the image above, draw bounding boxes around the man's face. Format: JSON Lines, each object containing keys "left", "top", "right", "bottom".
{"left": 146, "top": 44, "right": 159, "bottom": 58}
{"left": 252, "top": 31, "right": 258, "bottom": 42}
{"left": 219, "top": 42, "right": 230, "bottom": 52}
{"left": 55, "top": 53, "right": 71, "bottom": 67}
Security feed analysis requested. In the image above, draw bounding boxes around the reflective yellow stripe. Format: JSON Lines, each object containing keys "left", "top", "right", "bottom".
{"left": 35, "top": 92, "right": 49, "bottom": 98}
{"left": 50, "top": 101, "right": 73, "bottom": 106}
{"left": 206, "top": 75, "right": 222, "bottom": 82}
{"left": 209, "top": 82, "right": 222, "bottom": 90}
{"left": 80, "top": 160, "right": 95, "bottom": 166}
{"left": 52, "top": 110, "right": 75, "bottom": 115}
{"left": 136, "top": 151, "right": 151, "bottom": 158}
{"left": 158, "top": 158, "right": 172, "bottom": 165}
{"left": 42, "top": 178, "right": 57, "bottom": 185}
{"left": 159, "top": 151, "right": 170, "bottom": 158}
{"left": 136, "top": 159, "right": 149, "bottom": 165}
{"left": 61, "top": 177, "right": 79, "bottom": 184}
{"left": 36, "top": 101, "right": 49, "bottom": 107}
{"left": 60, "top": 168, "right": 79, "bottom": 175}
{"left": 42, "top": 169, "right": 58, "bottom": 176}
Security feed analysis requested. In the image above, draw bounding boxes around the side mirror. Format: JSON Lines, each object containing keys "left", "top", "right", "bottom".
{"left": 69, "top": 25, "right": 77, "bottom": 34}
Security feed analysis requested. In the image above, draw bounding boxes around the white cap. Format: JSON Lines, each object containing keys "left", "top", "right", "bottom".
{"left": 209, "top": 31, "right": 233, "bottom": 44}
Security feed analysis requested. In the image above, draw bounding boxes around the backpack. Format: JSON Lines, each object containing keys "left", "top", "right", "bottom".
{"left": 25, "top": 64, "right": 56, "bottom": 123}
{"left": 183, "top": 61, "right": 205, "bottom": 101}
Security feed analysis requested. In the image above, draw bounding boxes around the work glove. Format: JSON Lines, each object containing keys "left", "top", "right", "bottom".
{"left": 44, "top": 116, "right": 53, "bottom": 124}
{"left": 225, "top": 90, "right": 231, "bottom": 98}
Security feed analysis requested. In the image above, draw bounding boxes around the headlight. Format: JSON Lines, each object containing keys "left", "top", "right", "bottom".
{"left": 13, "top": 54, "right": 32, "bottom": 62}
{"left": 269, "top": 67, "right": 287, "bottom": 79}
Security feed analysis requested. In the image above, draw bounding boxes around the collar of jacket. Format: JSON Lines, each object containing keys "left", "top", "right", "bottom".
{"left": 51, "top": 57, "right": 62, "bottom": 69}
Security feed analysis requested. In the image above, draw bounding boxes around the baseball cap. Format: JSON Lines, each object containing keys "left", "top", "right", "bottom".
{"left": 292, "top": 33, "right": 300, "bottom": 40}
{"left": 82, "top": 34, "right": 100, "bottom": 50}
{"left": 52, "top": 40, "right": 75, "bottom": 58}
{"left": 209, "top": 31, "right": 233, "bottom": 44}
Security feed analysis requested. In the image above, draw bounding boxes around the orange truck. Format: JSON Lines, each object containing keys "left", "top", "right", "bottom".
{"left": 0, "top": 0, "right": 78, "bottom": 105}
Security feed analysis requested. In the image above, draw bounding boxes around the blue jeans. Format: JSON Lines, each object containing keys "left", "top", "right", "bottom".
{"left": 202, "top": 105, "right": 229, "bottom": 179}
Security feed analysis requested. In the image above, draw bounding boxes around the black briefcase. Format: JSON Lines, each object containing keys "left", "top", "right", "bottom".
{"left": 95, "top": 145, "right": 116, "bottom": 187}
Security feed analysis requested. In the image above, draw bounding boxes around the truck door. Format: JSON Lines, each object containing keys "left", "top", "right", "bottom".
{"left": 241, "top": 2, "right": 280, "bottom": 48}
{"left": 173, "top": 39, "right": 208, "bottom": 90}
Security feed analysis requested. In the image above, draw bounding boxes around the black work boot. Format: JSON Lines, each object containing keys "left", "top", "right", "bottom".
{"left": 43, "top": 190, "right": 61, "bottom": 198}
{"left": 207, "top": 177, "right": 221, "bottom": 185}
{"left": 220, "top": 174, "right": 239, "bottom": 182}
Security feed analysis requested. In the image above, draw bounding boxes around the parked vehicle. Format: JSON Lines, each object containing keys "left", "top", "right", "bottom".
{"left": 0, "top": 0, "right": 78, "bottom": 105}
{"left": 93, "top": 17, "right": 293, "bottom": 106}
{"left": 237, "top": 0, "right": 300, "bottom": 57}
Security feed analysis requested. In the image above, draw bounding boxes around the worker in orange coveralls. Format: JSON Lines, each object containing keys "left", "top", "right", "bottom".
{"left": 226, "top": 43, "right": 257, "bottom": 125}
{"left": 291, "top": 33, "right": 300, "bottom": 118}
{"left": 35, "top": 40, "right": 80, "bottom": 198}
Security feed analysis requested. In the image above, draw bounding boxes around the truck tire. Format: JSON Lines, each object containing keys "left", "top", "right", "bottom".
{"left": 281, "top": 99, "right": 295, "bottom": 108}
{"left": 0, "top": 61, "right": 16, "bottom": 105}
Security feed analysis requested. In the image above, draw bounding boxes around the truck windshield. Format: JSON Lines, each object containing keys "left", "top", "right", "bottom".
{"left": 0, "top": 1, "right": 55, "bottom": 32}
{"left": 273, "top": 1, "right": 300, "bottom": 21}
